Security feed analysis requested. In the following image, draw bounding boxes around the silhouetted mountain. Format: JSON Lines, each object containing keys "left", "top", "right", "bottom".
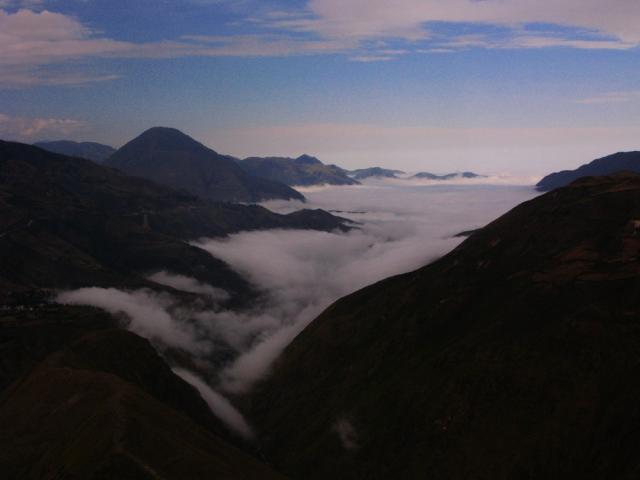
{"left": 0, "top": 140, "right": 350, "bottom": 477}
{"left": 350, "top": 167, "right": 405, "bottom": 180}
{"left": 0, "top": 140, "right": 348, "bottom": 304}
{"left": 0, "top": 305, "right": 285, "bottom": 479}
{"left": 249, "top": 172, "right": 640, "bottom": 480}
{"left": 34, "top": 140, "right": 116, "bottom": 163}
{"left": 105, "top": 127, "right": 304, "bottom": 202}
{"left": 537, "top": 151, "right": 640, "bottom": 191}
{"left": 240, "top": 154, "right": 359, "bottom": 186}
{"left": 412, "top": 171, "right": 484, "bottom": 180}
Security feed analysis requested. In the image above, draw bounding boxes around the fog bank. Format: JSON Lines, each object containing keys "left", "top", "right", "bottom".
{"left": 56, "top": 183, "right": 537, "bottom": 423}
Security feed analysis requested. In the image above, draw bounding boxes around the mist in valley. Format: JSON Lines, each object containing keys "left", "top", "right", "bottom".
{"left": 57, "top": 180, "right": 538, "bottom": 437}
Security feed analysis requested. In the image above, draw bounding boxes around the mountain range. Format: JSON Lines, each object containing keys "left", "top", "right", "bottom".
{"left": 536, "top": 151, "right": 640, "bottom": 191}
{"left": 34, "top": 140, "right": 116, "bottom": 163}
{"left": 0, "top": 140, "right": 348, "bottom": 304}
{"left": 412, "top": 171, "right": 484, "bottom": 180}
{"left": 349, "top": 167, "right": 405, "bottom": 180}
{"left": 4, "top": 131, "right": 640, "bottom": 478}
{"left": 239, "top": 154, "right": 358, "bottom": 187}
{"left": 0, "top": 139, "right": 351, "bottom": 478}
{"left": 248, "top": 172, "right": 640, "bottom": 479}
{"left": 105, "top": 127, "right": 305, "bottom": 203}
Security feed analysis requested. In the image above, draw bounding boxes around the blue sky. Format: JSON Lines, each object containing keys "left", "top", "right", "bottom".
{"left": 0, "top": 0, "right": 639, "bottom": 174}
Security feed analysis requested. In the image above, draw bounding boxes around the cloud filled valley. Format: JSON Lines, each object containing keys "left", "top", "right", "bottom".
{"left": 56, "top": 181, "right": 538, "bottom": 438}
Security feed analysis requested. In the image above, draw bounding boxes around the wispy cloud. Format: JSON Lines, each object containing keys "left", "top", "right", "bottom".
{"left": 0, "top": 111, "right": 85, "bottom": 140}
{"left": 1, "top": 1, "right": 639, "bottom": 87}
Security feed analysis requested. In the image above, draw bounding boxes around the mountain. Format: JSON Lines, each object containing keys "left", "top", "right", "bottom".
{"left": 412, "top": 171, "right": 484, "bottom": 180}
{"left": 537, "top": 151, "right": 640, "bottom": 191}
{"left": 349, "top": 167, "right": 405, "bottom": 180}
{"left": 240, "top": 154, "right": 359, "bottom": 186}
{"left": 0, "top": 305, "right": 285, "bottom": 479}
{"left": 0, "top": 140, "right": 351, "bottom": 477}
{"left": 0, "top": 140, "right": 348, "bottom": 304}
{"left": 34, "top": 140, "right": 116, "bottom": 163}
{"left": 105, "top": 127, "right": 304, "bottom": 202}
{"left": 248, "top": 172, "right": 640, "bottom": 479}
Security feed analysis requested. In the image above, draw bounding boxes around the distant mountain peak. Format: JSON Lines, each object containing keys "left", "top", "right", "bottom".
{"left": 105, "top": 128, "right": 304, "bottom": 202}
{"left": 295, "top": 154, "right": 322, "bottom": 165}
{"left": 537, "top": 151, "right": 640, "bottom": 192}
{"left": 124, "top": 126, "right": 211, "bottom": 154}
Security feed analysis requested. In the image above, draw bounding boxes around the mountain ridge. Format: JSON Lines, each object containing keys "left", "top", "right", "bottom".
{"left": 537, "top": 151, "right": 640, "bottom": 191}
{"left": 248, "top": 172, "right": 640, "bottom": 480}
{"left": 240, "top": 154, "right": 359, "bottom": 186}
{"left": 34, "top": 140, "right": 116, "bottom": 163}
{"left": 105, "top": 127, "right": 305, "bottom": 203}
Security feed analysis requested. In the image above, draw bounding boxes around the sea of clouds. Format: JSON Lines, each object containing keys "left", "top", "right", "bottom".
{"left": 57, "top": 179, "right": 538, "bottom": 438}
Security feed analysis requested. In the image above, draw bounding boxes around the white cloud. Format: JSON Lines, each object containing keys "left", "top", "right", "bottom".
{"left": 0, "top": 111, "right": 85, "bottom": 141}
{"left": 56, "top": 288, "right": 210, "bottom": 354}
{"left": 2, "top": 1, "right": 638, "bottom": 86}
{"left": 192, "top": 183, "right": 538, "bottom": 393}
{"left": 56, "top": 183, "right": 538, "bottom": 396}
{"left": 298, "top": 0, "right": 640, "bottom": 46}
{"left": 173, "top": 368, "right": 255, "bottom": 440}
{"left": 147, "top": 271, "right": 230, "bottom": 301}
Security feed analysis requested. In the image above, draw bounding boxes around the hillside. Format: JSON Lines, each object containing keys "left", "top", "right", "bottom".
{"left": 0, "top": 140, "right": 350, "bottom": 477}
{"left": 0, "top": 140, "right": 348, "bottom": 304}
{"left": 105, "top": 127, "right": 304, "bottom": 202}
{"left": 537, "top": 151, "right": 640, "bottom": 191}
{"left": 349, "top": 167, "right": 404, "bottom": 180}
{"left": 240, "top": 154, "right": 359, "bottom": 186}
{"left": 34, "top": 140, "right": 116, "bottom": 163}
{"left": 248, "top": 172, "right": 640, "bottom": 479}
{"left": 0, "top": 305, "right": 284, "bottom": 479}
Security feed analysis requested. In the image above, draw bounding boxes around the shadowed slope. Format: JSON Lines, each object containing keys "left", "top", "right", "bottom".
{"left": 240, "top": 154, "right": 358, "bottom": 186}
{"left": 0, "top": 306, "right": 285, "bottom": 479}
{"left": 537, "top": 151, "right": 640, "bottom": 191}
{"left": 249, "top": 173, "right": 640, "bottom": 480}
{"left": 0, "top": 140, "right": 348, "bottom": 303}
{"left": 34, "top": 140, "right": 115, "bottom": 163}
{"left": 106, "top": 127, "right": 304, "bottom": 202}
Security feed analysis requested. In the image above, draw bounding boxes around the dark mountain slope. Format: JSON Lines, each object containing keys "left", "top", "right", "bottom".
{"left": 240, "top": 154, "right": 359, "bottom": 186}
{"left": 0, "top": 305, "right": 284, "bottom": 479}
{"left": 412, "top": 171, "right": 484, "bottom": 180}
{"left": 249, "top": 173, "right": 640, "bottom": 480}
{"left": 106, "top": 127, "right": 303, "bottom": 202}
{"left": 350, "top": 167, "right": 404, "bottom": 180}
{"left": 34, "top": 140, "right": 115, "bottom": 163}
{"left": 0, "top": 140, "right": 347, "bottom": 303}
{"left": 537, "top": 151, "right": 640, "bottom": 191}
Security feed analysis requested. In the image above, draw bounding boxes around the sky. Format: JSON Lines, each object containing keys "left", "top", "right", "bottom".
{"left": 1, "top": 0, "right": 639, "bottom": 174}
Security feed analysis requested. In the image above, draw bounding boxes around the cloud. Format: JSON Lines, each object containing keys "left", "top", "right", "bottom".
{"left": 148, "top": 271, "right": 230, "bottom": 301}
{"left": 295, "top": 0, "right": 640, "bottom": 46}
{"left": 191, "top": 183, "right": 538, "bottom": 393}
{"left": 173, "top": 368, "right": 255, "bottom": 440}
{"left": 2, "top": 1, "right": 639, "bottom": 86}
{"left": 0, "top": 111, "right": 85, "bottom": 141}
{"left": 56, "top": 183, "right": 538, "bottom": 399}
{"left": 333, "top": 417, "right": 359, "bottom": 450}
{"left": 56, "top": 288, "right": 209, "bottom": 354}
